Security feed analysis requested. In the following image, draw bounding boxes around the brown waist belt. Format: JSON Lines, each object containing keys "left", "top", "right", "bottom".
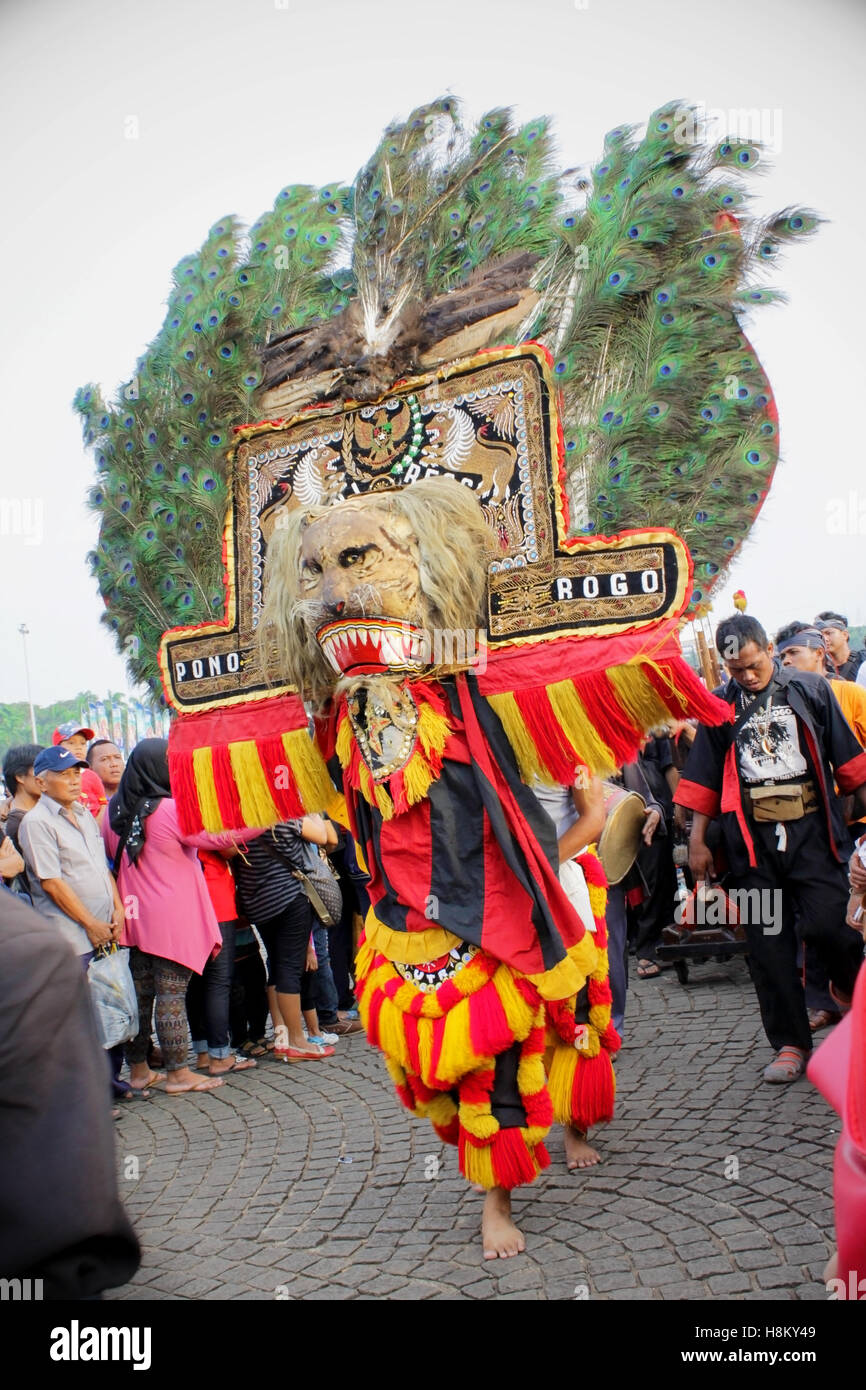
{"left": 748, "top": 781, "right": 818, "bottom": 822}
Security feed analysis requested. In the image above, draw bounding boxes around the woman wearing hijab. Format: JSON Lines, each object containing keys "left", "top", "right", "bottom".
{"left": 103, "top": 739, "right": 260, "bottom": 1095}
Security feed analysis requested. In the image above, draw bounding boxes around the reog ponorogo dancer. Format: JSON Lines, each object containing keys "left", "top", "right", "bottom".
{"left": 77, "top": 98, "right": 815, "bottom": 1256}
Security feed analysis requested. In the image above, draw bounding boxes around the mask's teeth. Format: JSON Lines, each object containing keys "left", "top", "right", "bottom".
{"left": 322, "top": 634, "right": 341, "bottom": 673}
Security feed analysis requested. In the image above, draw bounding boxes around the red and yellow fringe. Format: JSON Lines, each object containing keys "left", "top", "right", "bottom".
{"left": 356, "top": 852, "right": 618, "bottom": 1191}
{"left": 168, "top": 696, "right": 335, "bottom": 834}
{"left": 487, "top": 655, "right": 727, "bottom": 787}
{"left": 546, "top": 849, "right": 619, "bottom": 1132}
{"left": 334, "top": 684, "right": 451, "bottom": 819}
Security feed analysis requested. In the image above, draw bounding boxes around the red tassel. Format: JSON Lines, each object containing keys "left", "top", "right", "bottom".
{"left": 403, "top": 1013, "right": 421, "bottom": 1075}
{"left": 434, "top": 1116, "right": 460, "bottom": 1146}
{"left": 644, "top": 658, "right": 730, "bottom": 725}
{"left": 490, "top": 1128, "right": 550, "bottom": 1190}
{"left": 365, "top": 990, "right": 384, "bottom": 1048}
{"left": 570, "top": 1051, "right": 616, "bottom": 1131}
{"left": 167, "top": 750, "right": 204, "bottom": 834}
{"left": 572, "top": 671, "right": 642, "bottom": 764}
{"left": 211, "top": 743, "right": 245, "bottom": 829}
{"left": 513, "top": 688, "right": 581, "bottom": 782}
{"left": 468, "top": 981, "right": 516, "bottom": 1058}
{"left": 522, "top": 1088, "right": 554, "bottom": 1128}
{"left": 587, "top": 979, "right": 613, "bottom": 1007}
{"left": 458, "top": 1068, "right": 496, "bottom": 1106}
{"left": 257, "top": 735, "right": 305, "bottom": 819}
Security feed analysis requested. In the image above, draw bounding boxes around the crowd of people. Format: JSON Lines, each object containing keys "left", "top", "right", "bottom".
{"left": 1, "top": 606, "right": 865, "bottom": 1284}
{"left": 1, "top": 725, "right": 368, "bottom": 1118}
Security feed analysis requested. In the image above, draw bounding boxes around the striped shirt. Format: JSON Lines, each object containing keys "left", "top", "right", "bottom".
{"left": 232, "top": 822, "right": 306, "bottom": 925}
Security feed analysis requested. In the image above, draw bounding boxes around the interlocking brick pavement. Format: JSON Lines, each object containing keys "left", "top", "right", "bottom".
{"left": 107, "top": 957, "right": 838, "bottom": 1301}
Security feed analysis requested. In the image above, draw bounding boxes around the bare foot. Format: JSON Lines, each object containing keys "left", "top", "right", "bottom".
{"left": 564, "top": 1124, "right": 601, "bottom": 1170}
{"left": 482, "top": 1187, "right": 526, "bottom": 1260}
{"left": 164, "top": 1066, "right": 224, "bottom": 1094}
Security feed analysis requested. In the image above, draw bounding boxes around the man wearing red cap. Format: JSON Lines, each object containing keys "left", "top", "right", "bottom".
{"left": 52, "top": 723, "right": 107, "bottom": 824}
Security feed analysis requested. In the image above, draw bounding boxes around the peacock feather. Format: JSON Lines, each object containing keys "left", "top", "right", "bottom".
{"left": 76, "top": 98, "right": 816, "bottom": 693}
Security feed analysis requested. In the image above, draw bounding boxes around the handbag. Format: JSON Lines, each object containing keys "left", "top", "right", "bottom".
{"left": 259, "top": 833, "right": 343, "bottom": 928}
{"left": 87, "top": 943, "right": 139, "bottom": 1049}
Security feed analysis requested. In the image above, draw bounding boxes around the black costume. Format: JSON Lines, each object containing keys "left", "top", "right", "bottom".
{"left": 674, "top": 664, "right": 866, "bottom": 1052}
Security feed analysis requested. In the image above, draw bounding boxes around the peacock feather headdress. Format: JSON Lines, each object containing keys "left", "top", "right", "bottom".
{"left": 74, "top": 97, "right": 817, "bottom": 695}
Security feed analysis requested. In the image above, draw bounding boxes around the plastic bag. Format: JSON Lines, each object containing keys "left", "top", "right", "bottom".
{"left": 87, "top": 944, "right": 139, "bottom": 1049}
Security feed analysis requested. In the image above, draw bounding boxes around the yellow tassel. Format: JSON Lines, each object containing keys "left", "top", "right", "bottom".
{"left": 416, "top": 702, "right": 450, "bottom": 758}
{"left": 546, "top": 680, "right": 618, "bottom": 776}
{"left": 427, "top": 1094, "right": 458, "bottom": 1127}
{"left": 547, "top": 1043, "right": 579, "bottom": 1125}
{"left": 436, "top": 1000, "right": 478, "bottom": 1084}
{"left": 401, "top": 749, "right": 436, "bottom": 806}
{"left": 354, "top": 936, "right": 376, "bottom": 982}
{"left": 640, "top": 657, "right": 691, "bottom": 714}
{"left": 373, "top": 781, "right": 394, "bottom": 819}
{"left": 335, "top": 716, "right": 354, "bottom": 769}
{"left": 461, "top": 1143, "right": 496, "bottom": 1190}
{"left": 228, "top": 741, "right": 279, "bottom": 826}
{"left": 384, "top": 1056, "right": 406, "bottom": 1087}
{"left": 192, "top": 747, "right": 223, "bottom": 831}
{"left": 486, "top": 692, "right": 550, "bottom": 782}
{"left": 279, "top": 729, "right": 335, "bottom": 814}
{"left": 358, "top": 762, "right": 374, "bottom": 806}
{"left": 517, "top": 1049, "right": 547, "bottom": 1097}
{"left": 416, "top": 1016, "right": 434, "bottom": 1078}
{"left": 586, "top": 881, "right": 606, "bottom": 920}
{"left": 608, "top": 663, "right": 676, "bottom": 733}
{"left": 377, "top": 999, "right": 411, "bottom": 1070}
{"left": 458, "top": 1101, "right": 500, "bottom": 1141}
{"left": 588, "top": 1004, "right": 611, "bottom": 1036}
{"left": 492, "top": 966, "right": 537, "bottom": 1040}
{"left": 591, "top": 947, "right": 609, "bottom": 980}
{"left": 575, "top": 1026, "right": 601, "bottom": 1058}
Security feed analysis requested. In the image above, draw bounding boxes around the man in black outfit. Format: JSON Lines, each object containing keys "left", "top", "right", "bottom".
{"left": 674, "top": 614, "right": 866, "bottom": 1083}
{"left": 814, "top": 610, "right": 866, "bottom": 682}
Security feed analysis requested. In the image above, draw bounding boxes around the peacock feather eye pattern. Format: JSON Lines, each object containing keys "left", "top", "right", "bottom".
{"left": 73, "top": 97, "right": 817, "bottom": 689}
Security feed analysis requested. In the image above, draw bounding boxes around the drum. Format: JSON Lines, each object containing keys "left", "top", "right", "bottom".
{"left": 597, "top": 782, "right": 646, "bottom": 885}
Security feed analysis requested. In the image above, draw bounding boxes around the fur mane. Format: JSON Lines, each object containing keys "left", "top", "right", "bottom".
{"left": 259, "top": 478, "right": 498, "bottom": 705}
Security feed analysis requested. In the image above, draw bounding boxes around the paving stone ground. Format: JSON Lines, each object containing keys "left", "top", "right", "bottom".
{"left": 107, "top": 956, "right": 838, "bottom": 1301}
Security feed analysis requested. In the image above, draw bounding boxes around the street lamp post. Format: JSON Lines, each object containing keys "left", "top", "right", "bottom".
{"left": 18, "top": 624, "right": 37, "bottom": 742}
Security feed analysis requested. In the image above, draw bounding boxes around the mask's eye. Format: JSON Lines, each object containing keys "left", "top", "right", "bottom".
{"left": 302, "top": 559, "right": 322, "bottom": 577}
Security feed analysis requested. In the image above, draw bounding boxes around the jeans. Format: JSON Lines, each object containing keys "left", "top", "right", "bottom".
{"left": 308, "top": 921, "right": 340, "bottom": 1026}
{"left": 187, "top": 919, "right": 237, "bottom": 1059}
{"left": 229, "top": 942, "right": 269, "bottom": 1046}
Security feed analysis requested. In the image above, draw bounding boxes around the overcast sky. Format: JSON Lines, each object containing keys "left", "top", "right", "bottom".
{"left": 2, "top": 0, "right": 863, "bottom": 707}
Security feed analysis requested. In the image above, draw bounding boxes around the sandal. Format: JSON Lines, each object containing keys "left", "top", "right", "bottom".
{"left": 762, "top": 1046, "right": 808, "bottom": 1084}
{"left": 808, "top": 1009, "right": 842, "bottom": 1033}
{"left": 636, "top": 959, "right": 662, "bottom": 979}
{"left": 239, "top": 1040, "right": 268, "bottom": 1058}
{"left": 275, "top": 1043, "right": 335, "bottom": 1061}
{"left": 208, "top": 1055, "right": 257, "bottom": 1075}
{"left": 129, "top": 1070, "right": 166, "bottom": 1093}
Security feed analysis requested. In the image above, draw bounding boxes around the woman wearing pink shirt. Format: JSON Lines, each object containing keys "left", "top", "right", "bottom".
{"left": 103, "top": 739, "right": 259, "bottom": 1095}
